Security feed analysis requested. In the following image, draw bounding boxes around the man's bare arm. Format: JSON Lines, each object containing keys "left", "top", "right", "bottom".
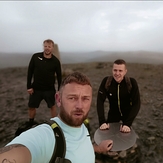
{"left": 0, "top": 144, "right": 31, "bottom": 163}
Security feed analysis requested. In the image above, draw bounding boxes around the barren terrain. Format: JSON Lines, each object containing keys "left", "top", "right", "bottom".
{"left": 0, "top": 61, "right": 163, "bottom": 163}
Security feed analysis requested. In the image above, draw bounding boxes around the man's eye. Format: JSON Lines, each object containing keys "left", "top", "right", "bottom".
{"left": 84, "top": 98, "right": 90, "bottom": 101}
{"left": 69, "top": 97, "right": 75, "bottom": 100}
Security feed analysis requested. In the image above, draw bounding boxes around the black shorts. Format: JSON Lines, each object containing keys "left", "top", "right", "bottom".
{"left": 28, "top": 90, "right": 56, "bottom": 108}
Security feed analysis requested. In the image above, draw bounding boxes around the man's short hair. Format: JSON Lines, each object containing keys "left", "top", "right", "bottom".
{"left": 43, "top": 39, "right": 55, "bottom": 47}
{"left": 114, "top": 59, "right": 126, "bottom": 65}
{"left": 60, "top": 72, "right": 92, "bottom": 90}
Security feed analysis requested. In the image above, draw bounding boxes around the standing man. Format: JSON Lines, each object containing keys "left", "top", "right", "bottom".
{"left": 27, "top": 39, "right": 62, "bottom": 124}
{"left": 97, "top": 59, "right": 140, "bottom": 133}
{"left": 0, "top": 72, "right": 113, "bottom": 163}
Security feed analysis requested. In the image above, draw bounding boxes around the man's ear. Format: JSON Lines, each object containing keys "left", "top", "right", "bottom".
{"left": 55, "top": 91, "right": 61, "bottom": 107}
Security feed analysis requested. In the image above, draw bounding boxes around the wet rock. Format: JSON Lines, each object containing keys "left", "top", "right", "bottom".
{"left": 95, "top": 142, "right": 141, "bottom": 163}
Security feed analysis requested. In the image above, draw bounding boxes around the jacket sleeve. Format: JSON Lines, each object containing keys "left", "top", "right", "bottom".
{"left": 27, "top": 55, "right": 35, "bottom": 89}
{"left": 123, "top": 78, "right": 141, "bottom": 127}
{"left": 97, "top": 77, "right": 108, "bottom": 126}
{"left": 56, "top": 60, "right": 62, "bottom": 91}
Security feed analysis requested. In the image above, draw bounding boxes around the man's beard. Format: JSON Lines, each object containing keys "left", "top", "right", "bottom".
{"left": 44, "top": 50, "right": 51, "bottom": 56}
{"left": 59, "top": 105, "right": 88, "bottom": 127}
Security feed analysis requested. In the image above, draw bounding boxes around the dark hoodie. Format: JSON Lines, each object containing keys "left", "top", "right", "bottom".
{"left": 97, "top": 76, "right": 140, "bottom": 127}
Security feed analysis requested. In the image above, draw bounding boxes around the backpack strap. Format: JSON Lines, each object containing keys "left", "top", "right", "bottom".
{"left": 49, "top": 120, "right": 71, "bottom": 163}
{"left": 105, "top": 76, "right": 113, "bottom": 90}
{"left": 105, "top": 76, "right": 132, "bottom": 93}
{"left": 15, "top": 120, "right": 71, "bottom": 163}
{"left": 125, "top": 76, "right": 132, "bottom": 93}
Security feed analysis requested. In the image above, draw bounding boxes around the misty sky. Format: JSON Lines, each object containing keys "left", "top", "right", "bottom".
{"left": 0, "top": 1, "right": 163, "bottom": 54}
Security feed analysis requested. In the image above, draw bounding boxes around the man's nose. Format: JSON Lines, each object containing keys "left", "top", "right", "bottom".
{"left": 76, "top": 99, "right": 83, "bottom": 108}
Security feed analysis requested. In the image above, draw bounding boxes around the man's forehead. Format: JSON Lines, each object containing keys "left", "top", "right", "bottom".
{"left": 113, "top": 64, "right": 126, "bottom": 69}
{"left": 62, "top": 83, "right": 92, "bottom": 94}
{"left": 44, "top": 42, "right": 53, "bottom": 46}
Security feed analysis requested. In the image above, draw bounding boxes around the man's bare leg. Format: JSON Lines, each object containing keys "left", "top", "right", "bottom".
{"left": 28, "top": 108, "right": 36, "bottom": 119}
{"left": 51, "top": 105, "right": 57, "bottom": 118}
{"left": 28, "top": 108, "right": 36, "bottom": 125}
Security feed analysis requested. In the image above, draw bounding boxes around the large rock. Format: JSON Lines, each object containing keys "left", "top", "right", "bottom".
{"left": 53, "top": 43, "right": 63, "bottom": 74}
{"left": 53, "top": 43, "right": 61, "bottom": 62}
{"left": 95, "top": 141, "right": 141, "bottom": 163}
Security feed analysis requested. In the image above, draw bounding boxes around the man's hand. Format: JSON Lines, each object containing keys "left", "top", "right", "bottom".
{"left": 27, "top": 88, "right": 34, "bottom": 95}
{"left": 94, "top": 140, "right": 113, "bottom": 155}
{"left": 100, "top": 123, "right": 110, "bottom": 130}
{"left": 120, "top": 125, "right": 131, "bottom": 133}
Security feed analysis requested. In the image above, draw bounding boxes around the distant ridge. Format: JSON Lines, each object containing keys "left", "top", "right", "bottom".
{"left": 60, "top": 50, "right": 163, "bottom": 64}
{"left": 0, "top": 51, "right": 163, "bottom": 68}
{"left": 0, "top": 53, "right": 31, "bottom": 69}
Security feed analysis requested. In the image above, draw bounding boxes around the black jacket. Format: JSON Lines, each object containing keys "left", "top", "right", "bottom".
{"left": 97, "top": 76, "right": 140, "bottom": 127}
{"left": 27, "top": 52, "right": 62, "bottom": 91}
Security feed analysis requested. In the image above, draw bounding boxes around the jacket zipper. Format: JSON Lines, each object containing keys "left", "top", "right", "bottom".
{"left": 118, "top": 84, "right": 123, "bottom": 116}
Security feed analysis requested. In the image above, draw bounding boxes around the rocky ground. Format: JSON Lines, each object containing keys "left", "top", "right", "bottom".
{"left": 0, "top": 62, "right": 163, "bottom": 163}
